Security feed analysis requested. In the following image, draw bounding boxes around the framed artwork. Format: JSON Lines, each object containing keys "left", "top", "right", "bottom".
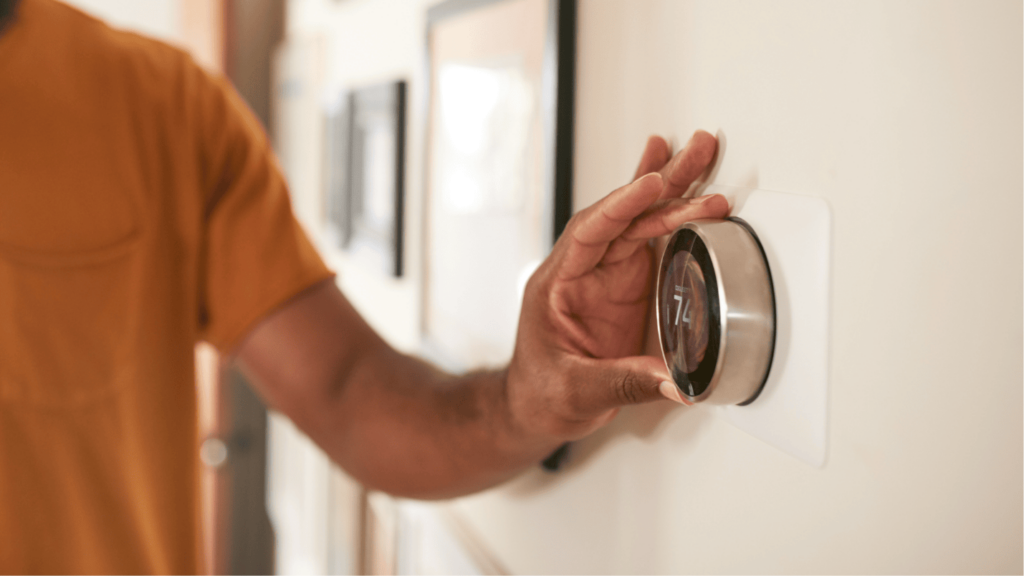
{"left": 325, "top": 81, "right": 407, "bottom": 277}
{"left": 323, "top": 91, "right": 351, "bottom": 249}
{"left": 422, "top": 0, "right": 576, "bottom": 370}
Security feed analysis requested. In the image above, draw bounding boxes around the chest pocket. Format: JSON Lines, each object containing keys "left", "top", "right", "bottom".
{"left": 0, "top": 171, "right": 145, "bottom": 409}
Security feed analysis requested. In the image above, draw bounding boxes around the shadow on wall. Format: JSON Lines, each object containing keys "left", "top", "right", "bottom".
{"left": 504, "top": 398, "right": 712, "bottom": 499}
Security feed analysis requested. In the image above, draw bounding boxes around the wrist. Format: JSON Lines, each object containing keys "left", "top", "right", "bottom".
{"left": 501, "top": 357, "right": 570, "bottom": 461}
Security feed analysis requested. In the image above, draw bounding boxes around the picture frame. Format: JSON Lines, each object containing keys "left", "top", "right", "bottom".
{"left": 323, "top": 91, "right": 352, "bottom": 249}
{"left": 421, "top": 0, "right": 576, "bottom": 370}
{"left": 326, "top": 80, "right": 407, "bottom": 277}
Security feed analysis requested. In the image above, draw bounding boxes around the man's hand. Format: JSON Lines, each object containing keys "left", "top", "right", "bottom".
{"left": 507, "top": 131, "right": 729, "bottom": 444}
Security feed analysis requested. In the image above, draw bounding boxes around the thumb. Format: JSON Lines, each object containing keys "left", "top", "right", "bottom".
{"left": 571, "top": 355, "right": 686, "bottom": 413}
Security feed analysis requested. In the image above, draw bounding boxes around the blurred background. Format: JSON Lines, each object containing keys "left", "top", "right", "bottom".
{"left": 59, "top": 0, "right": 1021, "bottom": 574}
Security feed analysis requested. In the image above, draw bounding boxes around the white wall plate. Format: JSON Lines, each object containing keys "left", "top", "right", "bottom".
{"left": 707, "top": 186, "right": 832, "bottom": 468}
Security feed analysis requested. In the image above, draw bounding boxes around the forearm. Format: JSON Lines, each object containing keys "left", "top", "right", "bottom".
{"left": 305, "top": 346, "right": 551, "bottom": 499}
{"left": 235, "top": 281, "right": 556, "bottom": 498}
{"left": 234, "top": 284, "right": 555, "bottom": 499}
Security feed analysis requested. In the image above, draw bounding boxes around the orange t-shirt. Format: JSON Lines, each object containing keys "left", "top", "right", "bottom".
{"left": 0, "top": 0, "right": 334, "bottom": 572}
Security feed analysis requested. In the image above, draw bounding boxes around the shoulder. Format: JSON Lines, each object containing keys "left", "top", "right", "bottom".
{"left": 39, "top": 1, "right": 196, "bottom": 77}
{"left": 26, "top": 0, "right": 218, "bottom": 119}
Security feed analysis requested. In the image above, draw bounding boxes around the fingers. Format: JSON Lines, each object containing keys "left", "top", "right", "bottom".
{"left": 569, "top": 355, "right": 680, "bottom": 415}
{"left": 519, "top": 354, "right": 689, "bottom": 442}
{"left": 633, "top": 135, "right": 672, "bottom": 181}
{"left": 554, "top": 130, "right": 720, "bottom": 279}
{"left": 658, "top": 130, "right": 718, "bottom": 199}
{"left": 622, "top": 194, "right": 730, "bottom": 241}
{"left": 558, "top": 172, "right": 663, "bottom": 280}
{"left": 600, "top": 194, "right": 730, "bottom": 265}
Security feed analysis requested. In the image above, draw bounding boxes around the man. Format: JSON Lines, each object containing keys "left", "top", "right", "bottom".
{"left": 0, "top": 0, "right": 728, "bottom": 572}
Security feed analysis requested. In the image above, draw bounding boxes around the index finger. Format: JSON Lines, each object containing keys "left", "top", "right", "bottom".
{"left": 634, "top": 135, "right": 672, "bottom": 181}
{"left": 556, "top": 172, "right": 663, "bottom": 280}
{"left": 658, "top": 130, "right": 718, "bottom": 199}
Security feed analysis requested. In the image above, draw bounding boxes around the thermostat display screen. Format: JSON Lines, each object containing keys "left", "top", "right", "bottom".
{"left": 658, "top": 229, "right": 721, "bottom": 398}
{"left": 665, "top": 251, "right": 710, "bottom": 372}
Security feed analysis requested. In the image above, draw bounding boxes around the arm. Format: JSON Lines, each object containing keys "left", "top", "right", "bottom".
{"left": 235, "top": 281, "right": 538, "bottom": 499}
{"left": 233, "top": 131, "right": 729, "bottom": 499}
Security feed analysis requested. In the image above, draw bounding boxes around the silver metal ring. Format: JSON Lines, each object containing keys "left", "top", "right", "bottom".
{"left": 655, "top": 218, "right": 776, "bottom": 405}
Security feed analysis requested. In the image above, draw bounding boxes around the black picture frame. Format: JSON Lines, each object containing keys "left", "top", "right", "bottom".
{"left": 324, "top": 91, "right": 352, "bottom": 249}
{"left": 426, "top": 0, "right": 575, "bottom": 244}
{"left": 421, "top": 0, "right": 576, "bottom": 370}
{"left": 328, "top": 80, "right": 407, "bottom": 277}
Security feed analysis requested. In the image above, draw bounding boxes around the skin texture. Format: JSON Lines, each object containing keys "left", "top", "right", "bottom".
{"left": 234, "top": 131, "right": 729, "bottom": 499}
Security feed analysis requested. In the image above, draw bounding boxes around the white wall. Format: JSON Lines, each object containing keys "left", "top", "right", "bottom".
{"left": 279, "top": 0, "right": 1023, "bottom": 573}
{"left": 451, "top": 1, "right": 1023, "bottom": 574}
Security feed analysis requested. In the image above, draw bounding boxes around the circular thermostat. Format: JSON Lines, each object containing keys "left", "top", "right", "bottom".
{"left": 656, "top": 218, "right": 776, "bottom": 405}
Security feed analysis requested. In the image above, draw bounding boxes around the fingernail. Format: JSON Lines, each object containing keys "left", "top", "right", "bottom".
{"left": 692, "top": 194, "right": 713, "bottom": 204}
{"left": 640, "top": 172, "right": 663, "bottom": 185}
{"left": 659, "top": 380, "right": 688, "bottom": 405}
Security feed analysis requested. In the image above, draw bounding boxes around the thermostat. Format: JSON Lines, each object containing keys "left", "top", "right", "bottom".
{"left": 656, "top": 218, "right": 776, "bottom": 405}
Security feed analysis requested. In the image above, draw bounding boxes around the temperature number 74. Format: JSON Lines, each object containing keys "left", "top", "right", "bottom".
{"left": 674, "top": 285, "right": 691, "bottom": 327}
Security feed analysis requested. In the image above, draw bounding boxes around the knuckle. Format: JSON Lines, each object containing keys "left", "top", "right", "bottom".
{"left": 557, "top": 211, "right": 587, "bottom": 249}
{"left": 560, "top": 376, "right": 589, "bottom": 416}
{"left": 566, "top": 208, "right": 588, "bottom": 231}
{"left": 523, "top": 262, "right": 546, "bottom": 294}
{"left": 540, "top": 374, "right": 590, "bottom": 436}
{"left": 613, "top": 371, "right": 647, "bottom": 405}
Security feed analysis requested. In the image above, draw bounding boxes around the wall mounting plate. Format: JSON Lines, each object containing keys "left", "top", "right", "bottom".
{"left": 705, "top": 185, "right": 832, "bottom": 468}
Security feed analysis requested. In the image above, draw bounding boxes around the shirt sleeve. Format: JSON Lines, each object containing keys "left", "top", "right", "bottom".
{"left": 192, "top": 64, "right": 335, "bottom": 353}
